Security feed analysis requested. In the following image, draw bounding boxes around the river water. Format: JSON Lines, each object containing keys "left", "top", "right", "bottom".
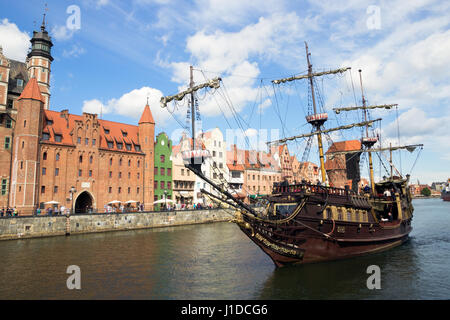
{"left": 0, "top": 198, "right": 448, "bottom": 300}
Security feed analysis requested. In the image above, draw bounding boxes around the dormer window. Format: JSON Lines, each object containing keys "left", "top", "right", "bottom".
{"left": 107, "top": 141, "right": 114, "bottom": 148}
{"left": 125, "top": 144, "right": 131, "bottom": 151}
{"left": 55, "top": 134, "right": 62, "bottom": 142}
{"left": 122, "top": 131, "right": 128, "bottom": 137}
{"left": 42, "top": 133, "right": 50, "bottom": 141}
{"left": 104, "top": 128, "right": 110, "bottom": 134}
{"left": 134, "top": 145, "right": 141, "bottom": 152}
{"left": 46, "top": 119, "right": 53, "bottom": 126}
{"left": 117, "top": 142, "right": 123, "bottom": 150}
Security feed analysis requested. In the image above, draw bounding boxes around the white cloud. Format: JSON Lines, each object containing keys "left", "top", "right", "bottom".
{"left": 51, "top": 25, "right": 76, "bottom": 41}
{"left": 0, "top": 19, "right": 30, "bottom": 61}
{"left": 62, "top": 44, "right": 86, "bottom": 58}
{"left": 82, "top": 87, "right": 172, "bottom": 123}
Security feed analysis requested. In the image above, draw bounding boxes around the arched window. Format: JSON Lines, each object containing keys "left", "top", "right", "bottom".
{"left": 128, "top": 159, "right": 131, "bottom": 166}
{"left": 137, "top": 160, "right": 140, "bottom": 168}
{"left": 79, "top": 155, "right": 83, "bottom": 163}
{"left": 56, "top": 153, "right": 60, "bottom": 161}
{"left": 89, "top": 156, "right": 93, "bottom": 164}
{"left": 22, "top": 141, "right": 24, "bottom": 149}
{"left": 43, "top": 152, "right": 47, "bottom": 160}
{"left": 119, "top": 158, "right": 122, "bottom": 166}
{"left": 110, "top": 158, "right": 113, "bottom": 166}
{"left": 24, "top": 120, "right": 26, "bottom": 128}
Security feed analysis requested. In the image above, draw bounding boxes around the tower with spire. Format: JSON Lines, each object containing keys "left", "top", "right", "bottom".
{"left": 26, "top": 12, "right": 53, "bottom": 110}
{"left": 9, "top": 78, "right": 45, "bottom": 214}
{"left": 138, "top": 101, "right": 155, "bottom": 210}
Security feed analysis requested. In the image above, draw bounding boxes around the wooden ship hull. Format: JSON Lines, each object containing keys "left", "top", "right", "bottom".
{"left": 235, "top": 182, "right": 413, "bottom": 267}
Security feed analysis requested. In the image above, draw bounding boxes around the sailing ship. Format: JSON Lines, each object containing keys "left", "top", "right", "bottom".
{"left": 160, "top": 43, "right": 423, "bottom": 267}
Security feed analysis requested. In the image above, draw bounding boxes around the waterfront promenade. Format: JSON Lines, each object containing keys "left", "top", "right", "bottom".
{"left": 0, "top": 208, "right": 235, "bottom": 241}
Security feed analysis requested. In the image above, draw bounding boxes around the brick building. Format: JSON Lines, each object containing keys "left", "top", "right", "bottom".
{"left": 171, "top": 134, "right": 195, "bottom": 206}
{"left": 325, "top": 140, "right": 362, "bottom": 190}
{"left": 0, "top": 20, "right": 157, "bottom": 215}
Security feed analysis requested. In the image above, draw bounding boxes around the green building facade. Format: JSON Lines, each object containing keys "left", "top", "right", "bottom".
{"left": 154, "top": 132, "right": 172, "bottom": 210}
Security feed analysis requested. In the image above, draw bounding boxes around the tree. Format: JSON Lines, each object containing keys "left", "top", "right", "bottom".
{"left": 421, "top": 187, "right": 431, "bottom": 197}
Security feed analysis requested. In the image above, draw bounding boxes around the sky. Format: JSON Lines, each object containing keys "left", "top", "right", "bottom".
{"left": 0, "top": 0, "right": 449, "bottom": 184}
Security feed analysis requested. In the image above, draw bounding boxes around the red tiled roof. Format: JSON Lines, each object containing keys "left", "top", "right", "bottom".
{"left": 138, "top": 104, "right": 155, "bottom": 124}
{"left": 326, "top": 140, "right": 361, "bottom": 154}
{"left": 18, "top": 77, "right": 44, "bottom": 102}
{"left": 42, "top": 110, "right": 144, "bottom": 153}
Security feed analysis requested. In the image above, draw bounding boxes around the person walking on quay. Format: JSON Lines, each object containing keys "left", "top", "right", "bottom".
{"left": 13, "top": 207, "right": 18, "bottom": 217}
{"left": 54, "top": 206, "right": 60, "bottom": 216}
{"left": 36, "top": 207, "right": 41, "bottom": 216}
{"left": 0, "top": 207, "right": 4, "bottom": 217}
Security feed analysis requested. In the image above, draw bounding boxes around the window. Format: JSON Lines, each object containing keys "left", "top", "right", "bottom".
{"left": 109, "top": 171, "right": 112, "bottom": 178}
{"left": 104, "top": 128, "right": 110, "bottom": 134}
{"left": 107, "top": 141, "right": 113, "bottom": 148}
{"left": 77, "top": 137, "right": 81, "bottom": 144}
{"left": 1, "top": 179, "right": 8, "bottom": 195}
{"left": 108, "top": 187, "right": 112, "bottom": 193}
{"left": 78, "top": 169, "right": 82, "bottom": 177}
{"left": 168, "top": 182, "right": 171, "bottom": 189}
{"left": 41, "top": 186, "right": 45, "bottom": 194}
{"left": 232, "top": 171, "right": 240, "bottom": 178}
{"left": 219, "top": 152, "right": 223, "bottom": 158}
{"left": 79, "top": 155, "right": 83, "bottom": 163}
{"left": 21, "top": 141, "right": 24, "bottom": 149}
{"left": 347, "top": 211, "right": 352, "bottom": 221}
{"left": 137, "top": 187, "right": 139, "bottom": 194}
{"left": 128, "top": 160, "right": 131, "bottom": 166}
{"left": 219, "top": 163, "right": 223, "bottom": 169}
{"left": 117, "top": 142, "right": 123, "bottom": 150}
{"left": 154, "top": 181, "right": 158, "bottom": 189}
{"left": 160, "top": 168, "right": 165, "bottom": 175}
{"left": 119, "top": 158, "right": 122, "bottom": 166}
{"left": 110, "top": 158, "right": 113, "bottom": 165}
{"left": 137, "top": 173, "right": 140, "bottom": 179}
{"left": 55, "top": 134, "right": 62, "bottom": 142}
{"left": 160, "top": 155, "right": 165, "bottom": 163}
{"left": 126, "top": 144, "right": 131, "bottom": 151}
{"left": 118, "top": 187, "right": 121, "bottom": 194}
{"left": 42, "top": 133, "right": 50, "bottom": 141}
{"left": 20, "top": 161, "right": 23, "bottom": 169}
{"left": 213, "top": 151, "right": 216, "bottom": 157}
{"left": 42, "top": 152, "right": 47, "bottom": 160}
{"left": 89, "top": 170, "right": 92, "bottom": 177}
{"left": 85, "top": 138, "right": 89, "bottom": 145}
{"left": 122, "top": 131, "right": 128, "bottom": 137}
{"left": 167, "top": 168, "right": 171, "bottom": 176}
{"left": 181, "top": 169, "right": 184, "bottom": 176}
{"left": 154, "top": 167, "right": 158, "bottom": 175}
{"left": 55, "top": 168, "right": 59, "bottom": 176}
{"left": 89, "top": 156, "right": 93, "bottom": 164}
{"left": 46, "top": 119, "right": 53, "bottom": 126}
{"left": 119, "top": 172, "right": 122, "bottom": 179}
{"left": 5, "top": 119, "right": 12, "bottom": 128}
{"left": 160, "top": 181, "right": 165, "bottom": 189}
{"left": 54, "top": 186, "right": 58, "bottom": 193}
{"left": 4, "top": 137, "right": 11, "bottom": 149}
{"left": 7, "top": 99, "right": 13, "bottom": 109}
{"left": 128, "top": 172, "right": 131, "bottom": 179}
{"left": 135, "top": 145, "right": 141, "bottom": 152}
{"left": 17, "top": 79, "right": 23, "bottom": 87}
{"left": 42, "top": 167, "right": 46, "bottom": 175}
{"left": 137, "top": 160, "right": 140, "bottom": 168}
{"left": 24, "top": 120, "right": 26, "bottom": 128}
{"left": 128, "top": 187, "right": 131, "bottom": 194}
{"left": 56, "top": 153, "right": 60, "bottom": 161}
{"left": 92, "top": 139, "right": 96, "bottom": 146}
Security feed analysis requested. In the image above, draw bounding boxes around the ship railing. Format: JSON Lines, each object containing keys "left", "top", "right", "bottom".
{"left": 272, "top": 183, "right": 354, "bottom": 197}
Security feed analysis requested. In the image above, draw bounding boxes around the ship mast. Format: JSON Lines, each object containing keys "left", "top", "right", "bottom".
{"left": 305, "top": 42, "right": 327, "bottom": 183}
{"left": 358, "top": 69, "right": 376, "bottom": 195}
{"left": 269, "top": 42, "right": 351, "bottom": 184}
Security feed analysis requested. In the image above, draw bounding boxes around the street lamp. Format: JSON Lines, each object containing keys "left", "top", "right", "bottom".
{"left": 69, "top": 186, "right": 76, "bottom": 216}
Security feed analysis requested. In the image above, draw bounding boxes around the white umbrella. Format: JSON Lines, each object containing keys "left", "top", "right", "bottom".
{"left": 153, "top": 199, "right": 175, "bottom": 204}
{"left": 44, "top": 200, "right": 59, "bottom": 204}
{"left": 125, "top": 200, "right": 138, "bottom": 204}
{"left": 108, "top": 200, "right": 121, "bottom": 204}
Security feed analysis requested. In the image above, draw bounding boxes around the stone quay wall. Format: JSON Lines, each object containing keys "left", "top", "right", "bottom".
{"left": 0, "top": 209, "right": 235, "bottom": 241}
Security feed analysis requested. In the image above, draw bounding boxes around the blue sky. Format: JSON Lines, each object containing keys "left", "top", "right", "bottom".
{"left": 1, "top": 0, "right": 449, "bottom": 184}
